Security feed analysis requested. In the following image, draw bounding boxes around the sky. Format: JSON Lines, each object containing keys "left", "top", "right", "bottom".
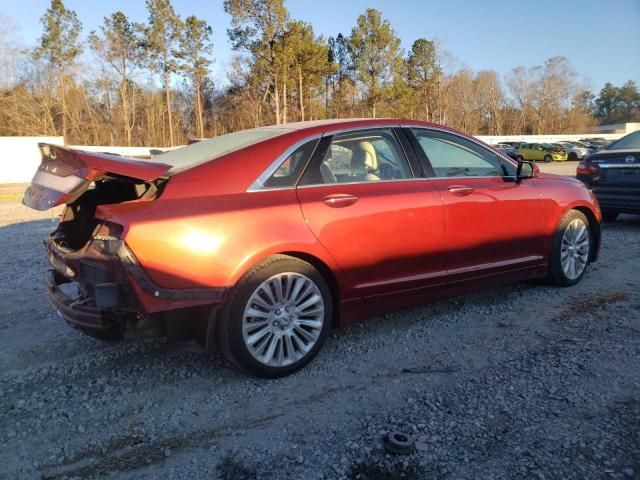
{"left": 2, "top": 0, "right": 639, "bottom": 94}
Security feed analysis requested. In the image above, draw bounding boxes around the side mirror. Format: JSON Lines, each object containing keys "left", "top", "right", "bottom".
{"left": 517, "top": 160, "right": 537, "bottom": 181}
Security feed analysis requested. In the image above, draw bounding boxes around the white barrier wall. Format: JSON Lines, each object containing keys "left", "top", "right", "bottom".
{"left": 0, "top": 136, "right": 64, "bottom": 184}
{"left": 476, "top": 134, "right": 622, "bottom": 144}
{"left": 0, "top": 132, "right": 628, "bottom": 184}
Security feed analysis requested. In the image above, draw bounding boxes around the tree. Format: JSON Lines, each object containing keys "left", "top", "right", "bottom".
{"left": 616, "top": 80, "right": 640, "bottom": 122}
{"left": 140, "top": 0, "right": 182, "bottom": 146}
{"left": 473, "top": 70, "right": 504, "bottom": 134}
{"left": 287, "top": 21, "right": 333, "bottom": 121}
{"left": 225, "top": 0, "right": 289, "bottom": 124}
{"left": 35, "top": 0, "right": 82, "bottom": 143}
{"left": 407, "top": 38, "right": 441, "bottom": 121}
{"left": 327, "top": 34, "right": 353, "bottom": 116}
{"left": 348, "top": 9, "right": 402, "bottom": 118}
{"left": 178, "top": 15, "right": 213, "bottom": 138}
{"left": 89, "top": 12, "right": 141, "bottom": 146}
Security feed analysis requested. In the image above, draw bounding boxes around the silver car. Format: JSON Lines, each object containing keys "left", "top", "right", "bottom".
{"left": 558, "top": 142, "right": 590, "bottom": 161}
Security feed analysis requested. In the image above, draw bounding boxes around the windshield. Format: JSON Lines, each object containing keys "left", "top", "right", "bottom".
{"left": 162, "top": 127, "right": 292, "bottom": 173}
{"left": 607, "top": 131, "right": 640, "bottom": 150}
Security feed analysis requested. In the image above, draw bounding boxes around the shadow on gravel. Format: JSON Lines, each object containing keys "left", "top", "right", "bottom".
{"left": 216, "top": 456, "right": 258, "bottom": 480}
{"left": 347, "top": 456, "right": 426, "bottom": 480}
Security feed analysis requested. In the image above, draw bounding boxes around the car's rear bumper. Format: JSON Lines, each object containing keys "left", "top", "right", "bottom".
{"left": 591, "top": 188, "right": 640, "bottom": 213}
{"left": 45, "top": 237, "right": 227, "bottom": 339}
{"left": 46, "top": 269, "right": 125, "bottom": 339}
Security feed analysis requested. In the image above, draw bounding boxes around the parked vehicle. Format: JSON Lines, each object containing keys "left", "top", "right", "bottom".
{"left": 577, "top": 130, "right": 640, "bottom": 221}
{"left": 556, "top": 141, "right": 590, "bottom": 160}
{"left": 491, "top": 143, "right": 518, "bottom": 159}
{"left": 24, "top": 119, "right": 601, "bottom": 377}
{"left": 500, "top": 141, "right": 525, "bottom": 149}
{"left": 517, "top": 143, "right": 568, "bottom": 162}
{"left": 580, "top": 138, "right": 609, "bottom": 152}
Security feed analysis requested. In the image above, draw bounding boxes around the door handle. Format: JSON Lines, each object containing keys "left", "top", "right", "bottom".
{"left": 447, "top": 185, "right": 474, "bottom": 196}
{"left": 322, "top": 194, "right": 359, "bottom": 208}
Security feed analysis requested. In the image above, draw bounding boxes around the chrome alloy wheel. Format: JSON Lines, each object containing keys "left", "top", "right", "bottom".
{"left": 560, "top": 218, "right": 590, "bottom": 280}
{"left": 242, "top": 272, "right": 325, "bottom": 367}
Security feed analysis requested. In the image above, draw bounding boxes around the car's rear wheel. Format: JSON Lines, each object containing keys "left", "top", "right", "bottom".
{"left": 219, "top": 255, "right": 332, "bottom": 377}
{"left": 568, "top": 152, "right": 577, "bottom": 161}
{"left": 547, "top": 210, "right": 591, "bottom": 286}
{"left": 544, "top": 154, "right": 553, "bottom": 163}
{"left": 601, "top": 210, "right": 619, "bottom": 222}
{"left": 516, "top": 155, "right": 524, "bottom": 161}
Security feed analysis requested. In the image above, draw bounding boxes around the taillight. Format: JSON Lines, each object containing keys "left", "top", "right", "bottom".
{"left": 577, "top": 161, "right": 599, "bottom": 175}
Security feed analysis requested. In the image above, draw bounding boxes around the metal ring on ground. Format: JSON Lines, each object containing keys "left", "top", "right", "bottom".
{"left": 383, "top": 431, "right": 415, "bottom": 455}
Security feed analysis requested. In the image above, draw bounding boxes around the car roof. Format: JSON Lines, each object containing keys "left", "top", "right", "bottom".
{"left": 268, "top": 118, "right": 448, "bottom": 134}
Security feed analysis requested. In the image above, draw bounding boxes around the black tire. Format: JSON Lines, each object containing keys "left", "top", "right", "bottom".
{"left": 218, "top": 255, "right": 332, "bottom": 378}
{"left": 544, "top": 154, "right": 553, "bottom": 163}
{"left": 546, "top": 210, "right": 591, "bottom": 287}
{"left": 568, "top": 152, "right": 578, "bottom": 161}
{"left": 516, "top": 155, "right": 524, "bottom": 162}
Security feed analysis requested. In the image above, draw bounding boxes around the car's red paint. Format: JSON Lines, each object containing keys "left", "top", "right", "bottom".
{"left": 27, "top": 119, "right": 601, "bottom": 334}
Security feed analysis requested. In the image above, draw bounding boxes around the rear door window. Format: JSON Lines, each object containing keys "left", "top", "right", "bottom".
{"left": 262, "top": 139, "right": 319, "bottom": 188}
{"left": 300, "top": 129, "right": 413, "bottom": 185}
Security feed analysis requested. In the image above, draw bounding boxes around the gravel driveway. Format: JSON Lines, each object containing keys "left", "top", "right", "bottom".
{"left": 1, "top": 175, "right": 639, "bottom": 480}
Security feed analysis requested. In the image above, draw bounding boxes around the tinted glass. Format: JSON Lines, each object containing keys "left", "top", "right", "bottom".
{"left": 165, "top": 127, "right": 291, "bottom": 173}
{"left": 412, "top": 129, "right": 509, "bottom": 177}
{"left": 301, "top": 129, "right": 412, "bottom": 185}
{"left": 608, "top": 131, "right": 640, "bottom": 150}
{"left": 263, "top": 139, "right": 318, "bottom": 188}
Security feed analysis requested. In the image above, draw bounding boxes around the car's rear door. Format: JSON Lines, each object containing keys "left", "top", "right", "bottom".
{"left": 295, "top": 127, "right": 447, "bottom": 299}
{"left": 406, "top": 127, "right": 544, "bottom": 284}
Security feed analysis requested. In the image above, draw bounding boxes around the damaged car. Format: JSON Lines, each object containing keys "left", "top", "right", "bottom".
{"left": 24, "top": 119, "right": 602, "bottom": 377}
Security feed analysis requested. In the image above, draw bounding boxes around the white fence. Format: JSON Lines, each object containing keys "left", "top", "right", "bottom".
{"left": 476, "top": 134, "right": 622, "bottom": 145}
{"left": 0, "top": 136, "right": 64, "bottom": 184}
{"left": 0, "top": 132, "right": 626, "bottom": 184}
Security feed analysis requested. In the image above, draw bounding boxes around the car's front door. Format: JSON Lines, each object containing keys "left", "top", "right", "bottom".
{"left": 296, "top": 127, "right": 447, "bottom": 299}
{"left": 407, "top": 127, "right": 544, "bottom": 284}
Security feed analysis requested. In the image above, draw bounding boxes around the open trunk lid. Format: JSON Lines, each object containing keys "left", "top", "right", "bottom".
{"left": 23, "top": 143, "right": 172, "bottom": 211}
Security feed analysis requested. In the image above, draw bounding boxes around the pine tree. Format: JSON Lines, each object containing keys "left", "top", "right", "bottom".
{"left": 35, "top": 0, "right": 82, "bottom": 143}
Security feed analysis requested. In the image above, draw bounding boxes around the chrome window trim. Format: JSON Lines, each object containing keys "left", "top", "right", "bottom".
{"left": 247, "top": 124, "right": 407, "bottom": 192}
{"left": 247, "top": 123, "right": 522, "bottom": 192}
{"left": 404, "top": 124, "right": 518, "bottom": 178}
{"left": 246, "top": 134, "right": 322, "bottom": 192}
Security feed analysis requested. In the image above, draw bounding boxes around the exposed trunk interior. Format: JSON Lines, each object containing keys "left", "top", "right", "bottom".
{"left": 52, "top": 175, "right": 163, "bottom": 251}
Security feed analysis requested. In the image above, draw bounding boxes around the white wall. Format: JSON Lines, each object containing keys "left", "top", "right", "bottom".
{"left": 475, "top": 134, "right": 623, "bottom": 144}
{"left": 0, "top": 136, "right": 63, "bottom": 184}
{"left": 0, "top": 132, "right": 628, "bottom": 184}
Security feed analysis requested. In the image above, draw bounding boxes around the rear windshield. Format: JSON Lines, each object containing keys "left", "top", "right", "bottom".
{"left": 162, "top": 127, "right": 292, "bottom": 173}
{"left": 608, "top": 131, "right": 640, "bottom": 150}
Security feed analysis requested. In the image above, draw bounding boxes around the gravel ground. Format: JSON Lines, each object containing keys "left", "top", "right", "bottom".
{"left": 1, "top": 176, "right": 639, "bottom": 480}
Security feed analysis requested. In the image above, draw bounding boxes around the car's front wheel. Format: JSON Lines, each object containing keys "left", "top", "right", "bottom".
{"left": 544, "top": 154, "right": 553, "bottom": 163}
{"left": 219, "top": 255, "right": 332, "bottom": 377}
{"left": 547, "top": 210, "right": 592, "bottom": 286}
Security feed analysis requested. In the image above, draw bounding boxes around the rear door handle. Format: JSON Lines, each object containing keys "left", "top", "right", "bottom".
{"left": 322, "top": 194, "right": 359, "bottom": 208}
{"left": 447, "top": 185, "right": 474, "bottom": 196}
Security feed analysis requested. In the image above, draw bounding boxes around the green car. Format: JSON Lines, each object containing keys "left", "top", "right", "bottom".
{"left": 516, "top": 143, "right": 568, "bottom": 162}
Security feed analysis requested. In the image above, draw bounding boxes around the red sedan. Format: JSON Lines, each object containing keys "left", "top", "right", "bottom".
{"left": 24, "top": 119, "right": 601, "bottom": 377}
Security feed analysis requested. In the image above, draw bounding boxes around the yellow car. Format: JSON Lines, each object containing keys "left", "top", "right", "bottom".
{"left": 517, "top": 143, "right": 568, "bottom": 162}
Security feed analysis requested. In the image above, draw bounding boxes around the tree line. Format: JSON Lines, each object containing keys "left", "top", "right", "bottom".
{"left": 0, "top": 0, "right": 638, "bottom": 147}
